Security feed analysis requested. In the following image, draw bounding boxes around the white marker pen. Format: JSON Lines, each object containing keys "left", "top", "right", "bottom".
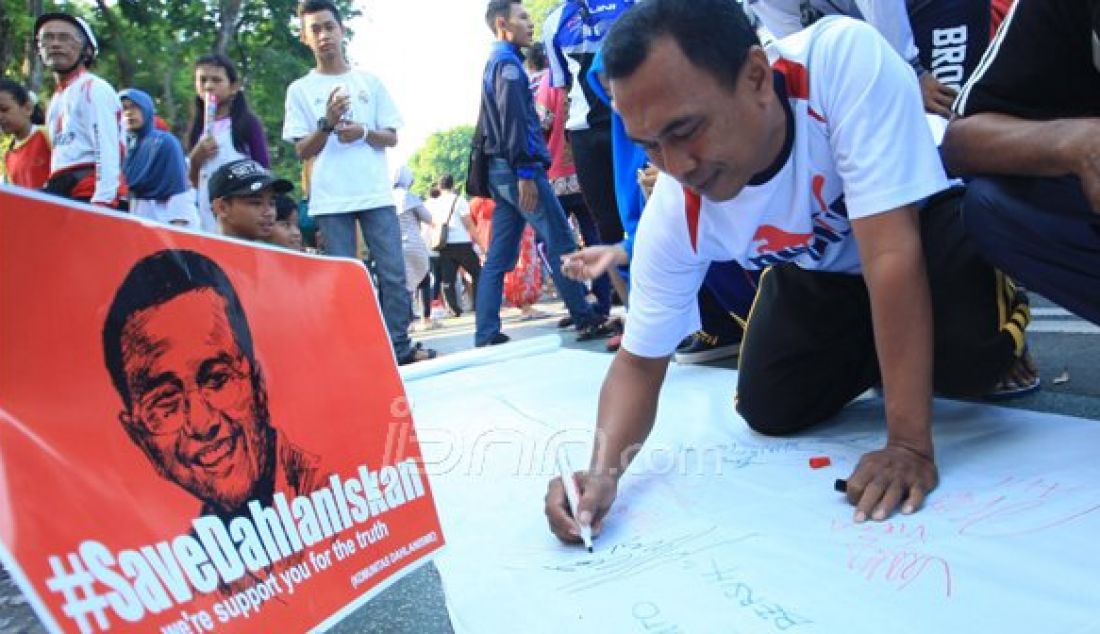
{"left": 556, "top": 451, "right": 593, "bottom": 553}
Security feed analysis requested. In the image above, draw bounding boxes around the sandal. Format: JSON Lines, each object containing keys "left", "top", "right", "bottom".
{"left": 985, "top": 349, "right": 1040, "bottom": 400}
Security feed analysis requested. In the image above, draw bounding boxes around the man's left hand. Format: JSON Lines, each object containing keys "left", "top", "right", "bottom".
{"left": 920, "top": 74, "right": 957, "bottom": 118}
{"left": 844, "top": 443, "right": 938, "bottom": 522}
{"left": 335, "top": 121, "right": 366, "bottom": 144}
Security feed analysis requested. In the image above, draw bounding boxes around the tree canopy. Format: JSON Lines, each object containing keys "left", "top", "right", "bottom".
{"left": 406, "top": 125, "right": 474, "bottom": 198}
{"left": 528, "top": 0, "right": 561, "bottom": 39}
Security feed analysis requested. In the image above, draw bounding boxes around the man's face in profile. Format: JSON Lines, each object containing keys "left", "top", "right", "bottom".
{"left": 612, "top": 37, "right": 778, "bottom": 202}
{"left": 118, "top": 288, "right": 271, "bottom": 513}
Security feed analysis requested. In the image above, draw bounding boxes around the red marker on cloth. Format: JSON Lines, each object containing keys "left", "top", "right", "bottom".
{"left": 809, "top": 456, "right": 831, "bottom": 469}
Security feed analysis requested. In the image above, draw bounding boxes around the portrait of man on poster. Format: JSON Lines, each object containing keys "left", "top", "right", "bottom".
{"left": 102, "top": 249, "right": 320, "bottom": 526}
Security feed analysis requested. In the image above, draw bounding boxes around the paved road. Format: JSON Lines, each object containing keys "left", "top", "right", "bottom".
{"left": 3, "top": 298, "right": 1095, "bottom": 633}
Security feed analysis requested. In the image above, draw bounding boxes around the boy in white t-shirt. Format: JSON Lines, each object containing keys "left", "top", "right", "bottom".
{"left": 545, "top": 0, "right": 1032, "bottom": 542}
{"left": 282, "top": 0, "right": 434, "bottom": 365}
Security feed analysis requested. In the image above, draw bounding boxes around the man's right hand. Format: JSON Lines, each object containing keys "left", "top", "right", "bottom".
{"left": 518, "top": 178, "right": 539, "bottom": 212}
{"left": 545, "top": 470, "right": 618, "bottom": 545}
{"left": 325, "top": 87, "right": 351, "bottom": 127}
{"left": 189, "top": 136, "right": 217, "bottom": 166}
{"left": 637, "top": 164, "right": 659, "bottom": 200}
{"left": 562, "top": 244, "right": 629, "bottom": 282}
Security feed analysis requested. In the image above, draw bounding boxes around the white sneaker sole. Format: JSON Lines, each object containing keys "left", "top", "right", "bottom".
{"left": 674, "top": 343, "right": 741, "bottom": 364}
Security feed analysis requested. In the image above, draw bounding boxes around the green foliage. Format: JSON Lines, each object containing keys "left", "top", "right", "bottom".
{"left": 1, "top": 0, "right": 35, "bottom": 78}
{"left": 527, "top": 0, "right": 561, "bottom": 39}
{"left": 406, "top": 125, "right": 475, "bottom": 198}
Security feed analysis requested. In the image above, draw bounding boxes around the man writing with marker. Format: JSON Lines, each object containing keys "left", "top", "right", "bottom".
{"left": 545, "top": 0, "right": 1031, "bottom": 542}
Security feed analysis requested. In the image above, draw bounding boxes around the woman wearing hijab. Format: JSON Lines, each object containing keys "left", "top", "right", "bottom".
{"left": 393, "top": 165, "right": 433, "bottom": 315}
{"left": 119, "top": 88, "right": 198, "bottom": 228}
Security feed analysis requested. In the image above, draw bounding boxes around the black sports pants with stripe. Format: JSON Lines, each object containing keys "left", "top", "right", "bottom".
{"left": 735, "top": 187, "right": 1027, "bottom": 436}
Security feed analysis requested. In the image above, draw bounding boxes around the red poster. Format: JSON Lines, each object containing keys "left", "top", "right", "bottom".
{"left": 0, "top": 186, "right": 445, "bottom": 633}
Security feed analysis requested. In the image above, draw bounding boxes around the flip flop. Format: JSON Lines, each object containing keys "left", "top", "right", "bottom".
{"left": 985, "top": 374, "right": 1040, "bottom": 400}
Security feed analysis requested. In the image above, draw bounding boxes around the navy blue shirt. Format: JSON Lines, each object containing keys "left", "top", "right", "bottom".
{"left": 481, "top": 41, "right": 552, "bottom": 179}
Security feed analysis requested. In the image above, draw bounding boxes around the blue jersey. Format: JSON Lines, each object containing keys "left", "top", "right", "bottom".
{"left": 543, "top": 0, "right": 637, "bottom": 131}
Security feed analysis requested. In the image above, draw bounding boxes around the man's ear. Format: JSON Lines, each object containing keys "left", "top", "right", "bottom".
{"left": 212, "top": 198, "right": 228, "bottom": 220}
{"left": 742, "top": 46, "right": 774, "bottom": 101}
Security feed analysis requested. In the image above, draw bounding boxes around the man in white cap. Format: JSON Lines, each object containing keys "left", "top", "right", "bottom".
{"left": 35, "top": 11, "right": 123, "bottom": 207}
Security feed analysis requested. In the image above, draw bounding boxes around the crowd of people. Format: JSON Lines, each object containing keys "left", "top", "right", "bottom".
{"left": 2, "top": 0, "right": 1098, "bottom": 528}
{"left": 0, "top": 2, "right": 599, "bottom": 366}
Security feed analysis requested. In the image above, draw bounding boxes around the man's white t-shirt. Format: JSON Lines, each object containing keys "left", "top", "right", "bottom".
{"left": 282, "top": 69, "right": 403, "bottom": 216}
{"left": 623, "top": 18, "right": 949, "bottom": 359}
{"left": 428, "top": 191, "right": 472, "bottom": 244}
{"left": 46, "top": 70, "right": 122, "bottom": 204}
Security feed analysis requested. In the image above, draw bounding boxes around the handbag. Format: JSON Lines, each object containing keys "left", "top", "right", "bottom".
{"left": 432, "top": 194, "right": 460, "bottom": 251}
{"left": 465, "top": 103, "right": 491, "bottom": 199}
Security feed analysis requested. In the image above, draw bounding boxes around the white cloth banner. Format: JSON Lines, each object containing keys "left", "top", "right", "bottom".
{"left": 406, "top": 348, "right": 1100, "bottom": 634}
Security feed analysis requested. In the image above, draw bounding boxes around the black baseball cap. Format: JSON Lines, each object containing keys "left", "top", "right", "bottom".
{"left": 208, "top": 159, "right": 293, "bottom": 203}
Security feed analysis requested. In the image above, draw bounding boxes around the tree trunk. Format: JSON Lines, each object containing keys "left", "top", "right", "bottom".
{"left": 214, "top": 0, "right": 244, "bottom": 56}
{"left": 161, "top": 64, "right": 184, "bottom": 138}
{"left": 23, "top": 0, "right": 44, "bottom": 91}
{"left": 94, "top": 0, "right": 135, "bottom": 86}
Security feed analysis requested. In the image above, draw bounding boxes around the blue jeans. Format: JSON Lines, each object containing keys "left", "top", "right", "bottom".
{"left": 317, "top": 207, "right": 412, "bottom": 357}
{"left": 475, "top": 159, "right": 597, "bottom": 345}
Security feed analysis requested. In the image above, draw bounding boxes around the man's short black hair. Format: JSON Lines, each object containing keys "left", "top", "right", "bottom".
{"left": 102, "top": 250, "right": 256, "bottom": 409}
{"left": 603, "top": 0, "right": 760, "bottom": 92}
{"left": 438, "top": 174, "right": 455, "bottom": 190}
{"left": 485, "top": 0, "right": 520, "bottom": 33}
{"left": 299, "top": 0, "right": 342, "bottom": 24}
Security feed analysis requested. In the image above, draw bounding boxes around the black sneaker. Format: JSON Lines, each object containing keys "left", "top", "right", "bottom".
{"left": 398, "top": 342, "right": 438, "bottom": 365}
{"left": 673, "top": 331, "right": 740, "bottom": 364}
{"left": 557, "top": 316, "right": 574, "bottom": 329}
{"left": 576, "top": 320, "right": 614, "bottom": 342}
{"left": 476, "top": 332, "right": 511, "bottom": 347}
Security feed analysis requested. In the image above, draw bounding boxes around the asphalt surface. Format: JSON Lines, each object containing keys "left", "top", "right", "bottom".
{"left": 2, "top": 296, "right": 1096, "bottom": 633}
